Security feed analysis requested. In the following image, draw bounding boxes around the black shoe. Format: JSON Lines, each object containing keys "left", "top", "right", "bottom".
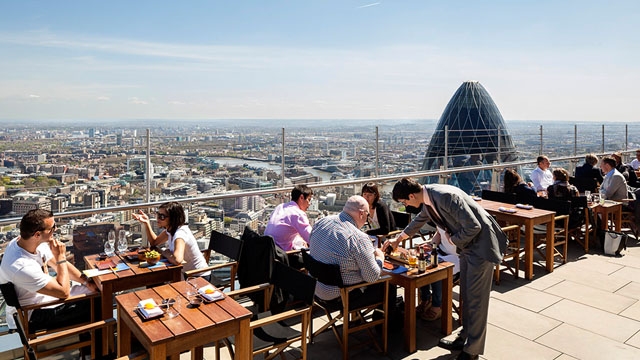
{"left": 438, "top": 335, "right": 466, "bottom": 350}
{"left": 456, "top": 351, "right": 479, "bottom": 360}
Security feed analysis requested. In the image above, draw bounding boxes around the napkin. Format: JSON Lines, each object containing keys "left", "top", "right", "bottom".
{"left": 137, "top": 299, "right": 163, "bottom": 318}
{"left": 498, "top": 207, "right": 518, "bottom": 213}
{"left": 198, "top": 285, "right": 224, "bottom": 302}
{"left": 515, "top": 203, "right": 533, "bottom": 210}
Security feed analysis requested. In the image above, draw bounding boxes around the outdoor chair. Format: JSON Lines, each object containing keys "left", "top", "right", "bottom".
{"left": 481, "top": 189, "right": 517, "bottom": 204}
{"left": 184, "top": 229, "right": 243, "bottom": 290}
{"left": 494, "top": 224, "right": 523, "bottom": 285}
{"left": 219, "top": 260, "right": 316, "bottom": 360}
{"left": 301, "top": 249, "right": 389, "bottom": 360}
{"left": 531, "top": 197, "right": 571, "bottom": 265}
{"left": 0, "top": 282, "right": 115, "bottom": 360}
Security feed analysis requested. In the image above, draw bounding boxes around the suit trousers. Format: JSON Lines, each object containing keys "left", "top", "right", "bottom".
{"left": 459, "top": 250, "right": 495, "bottom": 355}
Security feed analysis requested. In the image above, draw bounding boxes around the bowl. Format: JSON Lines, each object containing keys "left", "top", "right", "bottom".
{"left": 146, "top": 256, "right": 160, "bottom": 265}
{"left": 188, "top": 297, "right": 203, "bottom": 308}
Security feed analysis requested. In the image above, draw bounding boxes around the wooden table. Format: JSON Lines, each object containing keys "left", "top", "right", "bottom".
{"left": 84, "top": 252, "right": 183, "bottom": 354}
{"left": 590, "top": 200, "right": 622, "bottom": 231}
{"left": 479, "top": 199, "right": 556, "bottom": 280}
{"left": 383, "top": 261, "right": 454, "bottom": 353}
{"left": 116, "top": 278, "right": 252, "bottom": 360}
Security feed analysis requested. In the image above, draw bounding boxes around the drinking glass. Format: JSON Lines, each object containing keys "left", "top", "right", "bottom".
{"left": 117, "top": 237, "right": 128, "bottom": 253}
{"left": 584, "top": 190, "right": 591, "bottom": 202}
{"left": 104, "top": 240, "right": 115, "bottom": 257}
{"left": 164, "top": 297, "right": 181, "bottom": 318}
{"left": 408, "top": 249, "right": 418, "bottom": 268}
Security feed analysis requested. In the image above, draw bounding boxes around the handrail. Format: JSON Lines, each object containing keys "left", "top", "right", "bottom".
{"left": 0, "top": 151, "right": 612, "bottom": 227}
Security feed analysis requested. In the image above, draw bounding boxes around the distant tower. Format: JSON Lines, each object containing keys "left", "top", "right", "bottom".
{"left": 421, "top": 81, "right": 518, "bottom": 194}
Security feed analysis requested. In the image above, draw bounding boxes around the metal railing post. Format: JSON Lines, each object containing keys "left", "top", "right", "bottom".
{"left": 281, "top": 128, "right": 285, "bottom": 188}
{"left": 375, "top": 126, "right": 380, "bottom": 178}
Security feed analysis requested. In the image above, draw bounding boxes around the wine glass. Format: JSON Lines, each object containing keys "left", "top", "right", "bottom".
{"left": 117, "top": 230, "right": 128, "bottom": 253}
{"left": 104, "top": 239, "right": 115, "bottom": 257}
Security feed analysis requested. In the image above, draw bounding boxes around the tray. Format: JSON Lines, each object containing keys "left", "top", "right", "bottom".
{"left": 385, "top": 253, "right": 410, "bottom": 265}
{"left": 134, "top": 306, "right": 163, "bottom": 321}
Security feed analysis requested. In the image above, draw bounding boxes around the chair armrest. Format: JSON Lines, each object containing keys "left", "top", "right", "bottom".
{"left": 28, "top": 317, "right": 116, "bottom": 348}
{"left": 225, "top": 283, "right": 271, "bottom": 298}
{"left": 21, "top": 291, "right": 101, "bottom": 312}
{"left": 184, "top": 261, "right": 237, "bottom": 277}
{"left": 501, "top": 224, "right": 520, "bottom": 232}
{"left": 286, "top": 249, "right": 302, "bottom": 255}
{"left": 342, "top": 275, "right": 390, "bottom": 292}
{"left": 249, "top": 307, "right": 311, "bottom": 329}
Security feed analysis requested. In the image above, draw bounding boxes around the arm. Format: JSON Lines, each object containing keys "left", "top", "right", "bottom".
{"left": 133, "top": 210, "right": 168, "bottom": 247}
{"left": 354, "top": 235, "right": 382, "bottom": 283}
{"left": 530, "top": 169, "right": 543, "bottom": 191}
{"left": 383, "top": 208, "right": 430, "bottom": 251}
{"left": 292, "top": 212, "right": 313, "bottom": 242}
{"left": 438, "top": 194, "right": 482, "bottom": 249}
{"left": 38, "top": 237, "right": 71, "bottom": 299}
{"left": 164, "top": 237, "right": 185, "bottom": 265}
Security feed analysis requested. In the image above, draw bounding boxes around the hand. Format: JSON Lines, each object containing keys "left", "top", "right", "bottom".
{"left": 374, "top": 248, "right": 384, "bottom": 261}
{"left": 382, "top": 237, "right": 401, "bottom": 252}
{"left": 48, "top": 236, "right": 67, "bottom": 261}
{"left": 132, "top": 210, "right": 150, "bottom": 224}
{"left": 83, "top": 278, "right": 98, "bottom": 292}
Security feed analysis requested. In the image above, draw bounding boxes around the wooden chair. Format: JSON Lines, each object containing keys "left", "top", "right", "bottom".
{"left": 220, "top": 261, "right": 317, "bottom": 360}
{"left": 481, "top": 189, "right": 517, "bottom": 204}
{"left": 567, "top": 196, "right": 592, "bottom": 252}
{"left": 0, "top": 282, "right": 116, "bottom": 360}
{"left": 570, "top": 175, "right": 598, "bottom": 193}
{"left": 531, "top": 197, "right": 571, "bottom": 265}
{"left": 184, "top": 230, "right": 243, "bottom": 290}
{"left": 301, "top": 249, "right": 389, "bottom": 360}
{"left": 494, "top": 224, "right": 522, "bottom": 285}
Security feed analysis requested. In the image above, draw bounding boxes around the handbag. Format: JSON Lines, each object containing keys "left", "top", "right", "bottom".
{"left": 598, "top": 229, "right": 628, "bottom": 256}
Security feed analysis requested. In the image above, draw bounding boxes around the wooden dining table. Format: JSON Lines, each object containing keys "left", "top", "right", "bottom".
{"left": 84, "top": 251, "right": 183, "bottom": 354}
{"left": 116, "top": 278, "right": 252, "bottom": 359}
{"left": 383, "top": 261, "right": 454, "bottom": 353}
{"left": 479, "top": 199, "right": 556, "bottom": 280}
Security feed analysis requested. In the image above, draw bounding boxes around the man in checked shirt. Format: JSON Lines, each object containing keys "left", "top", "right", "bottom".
{"left": 308, "top": 195, "right": 385, "bottom": 307}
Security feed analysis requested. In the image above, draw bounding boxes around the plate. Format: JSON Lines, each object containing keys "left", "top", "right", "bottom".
{"left": 134, "top": 306, "right": 163, "bottom": 320}
{"left": 385, "top": 253, "right": 409, "bottom": 265}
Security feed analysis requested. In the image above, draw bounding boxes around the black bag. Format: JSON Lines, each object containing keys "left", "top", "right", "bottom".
{"left": 597, "top": 229, "right": 628, "bottom": 256}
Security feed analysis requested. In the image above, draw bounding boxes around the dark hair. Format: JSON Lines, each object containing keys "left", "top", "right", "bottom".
{"left": 291, "top": 185, "right": 313, "bottom": 202}
{"left": 503, "top": 168, "right": 523, "bottom": 193}
{"left": 536, "top": 155, "right": 549, "bottom": 165}
{"left": 602, "top": 156, "right": 617, "bottom": 168}
{"left": 20, "top": 209, "right": 54, "bottom": 239}
{"left": 159, "top": 201, "right": 185, "bottom": 237}
{"left": 392, "top": 177, "right": 422, "bottom": 202}
{"left": 361, "top": 182, "right": 380, "bottom": 205}
{"left": 552, "top": 168, "right": 570, "bottom": 182}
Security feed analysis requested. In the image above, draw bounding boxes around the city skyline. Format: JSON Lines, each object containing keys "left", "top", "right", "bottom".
{"left": 1, "top": 1, "right": 639, "bottom": 122}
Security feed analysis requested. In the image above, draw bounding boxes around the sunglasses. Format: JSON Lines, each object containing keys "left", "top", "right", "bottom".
{"left": 156, "top": 212, "right": 168, "bottom": 220}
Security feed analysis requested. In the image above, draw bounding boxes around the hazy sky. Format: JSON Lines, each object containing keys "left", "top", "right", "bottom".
{"left": 0, "top": 1, "right": 638, "bottom": 122}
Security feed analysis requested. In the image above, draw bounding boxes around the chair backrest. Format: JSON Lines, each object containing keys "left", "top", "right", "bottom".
{"left": 532, "top": 197, "right": 571, "bottom": 216}
{"left": 0, "top": 282, "right": 21, "bottom": 309}
{"left": 271, "top": 261, "right": 317, "bottom": 307}
{"left": 391, "top": 210, "right": 412, "bottom": 229}
{"left": 301, "top": 250, "right": 344, "bottom": 287}
{"left": 482, "top": 189, "right": 517, "bottom": 204}
{"left": 208, "top": 230, "right": 243, "bottom": 261}
{"left": 570, "top": 175, "right": 598, "bottom": 193}
{"left": 13, "top": 313, "right": 37, "bottom": 360}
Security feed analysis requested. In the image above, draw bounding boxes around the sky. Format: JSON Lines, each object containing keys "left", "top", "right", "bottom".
{"left": 0, "top": 0, "right": 638, "bottom": 123}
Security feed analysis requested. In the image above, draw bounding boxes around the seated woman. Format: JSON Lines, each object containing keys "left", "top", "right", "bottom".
{"left": 361, "top": 182, "right": 395, "bottom": 237}
{"left": 417, "top": 229, "right": 460, "bottom": 321}
{"left": 547, "top": 168, "right": 579, "bottom": 200}
{"left": 503, "top": 168, "right": 537, "bottom": 204}
{"left": 133, "top": 201, "right": 210, "bottom": 279}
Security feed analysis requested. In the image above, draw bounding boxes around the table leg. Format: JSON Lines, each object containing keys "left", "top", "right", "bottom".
{"left": 545, "top": 219, "right": 555, "bottom": 273}
{"left": 441, "top": 268, "right": 453, "bottom": 335}
{"left": 234, "top": 317, "right": 251, "bottom": 360}
{"left": 524, "top": 219, "right": 534, "bottom": 280}
{"left": 116, "top": 307, "right": 131, "bottom": 357}
{"left": 149, "top": 345, "right": 167, "bottom": 360}
{"left": 191, "top": 346, "right": 203, "bottom": 360}
{"left": 403, "top": 281, "right": 417, "bottom": 353}
{"left": 614, "top": 207, "right": 622, "bottom": 231}
{"left": 102, "top": 283, "right": 113, "bottom": 355}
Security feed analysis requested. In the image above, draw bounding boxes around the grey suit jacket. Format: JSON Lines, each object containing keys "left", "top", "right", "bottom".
{"left": 403, "top": 184, "right": 507, "bottom": 265}
{"left": 601, "top": 169, "right": 627, "bottom": 201}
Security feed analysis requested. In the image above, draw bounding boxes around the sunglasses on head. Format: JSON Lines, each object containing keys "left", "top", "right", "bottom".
{"left": 156, "top": 212, "right": 168, "bottom": 220}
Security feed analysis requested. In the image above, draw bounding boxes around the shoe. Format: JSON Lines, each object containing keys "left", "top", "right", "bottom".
{"left": 420, "top": 306, "right": 442, "bottom": 321}
{"left": 456, "top": 351, "right": 479, "bottom": 360}
{"left": 438, "top": 334, "right": 465, "bottom": 350}
{"left": 415, "top": 299, "right": 432, "bottom": 316}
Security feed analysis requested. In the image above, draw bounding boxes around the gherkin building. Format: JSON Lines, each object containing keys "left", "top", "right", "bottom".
{"left": 421, "top": 81, "right": 518, "bottom": 194}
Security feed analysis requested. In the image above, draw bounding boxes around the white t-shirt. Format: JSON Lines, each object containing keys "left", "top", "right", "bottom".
{"left": 167, "top": 225, "right": 210, "bottom": 276}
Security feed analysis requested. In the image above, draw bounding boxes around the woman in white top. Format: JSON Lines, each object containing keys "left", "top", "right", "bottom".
{"left": 133, "top": 201, "right": 210, "bottom": 278}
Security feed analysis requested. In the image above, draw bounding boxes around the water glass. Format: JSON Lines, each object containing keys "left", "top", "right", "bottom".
{"left": 164, "top": 297, "right": 181, "bottom": 318}
{"left": 584, "top": 190, "right": 591, "bottom": 202}
{"left": 104, "top": 240, "right": 115, "bottom": 257}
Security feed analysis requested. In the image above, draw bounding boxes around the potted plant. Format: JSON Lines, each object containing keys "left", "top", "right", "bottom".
{"left": 145, "top": 250, "right": 161, "bottom": 265}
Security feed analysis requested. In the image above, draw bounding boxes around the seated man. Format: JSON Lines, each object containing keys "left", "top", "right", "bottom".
{"left": 264, "top": 185, "right": 313, "bottom": 268}
{"left": 574, "top": 153, "right": 603, "bottom": 192}
{"left": 530, "top": 155, "right": 554, "bottom": 192}
{"left": 600, "top": 156, "right": 628, "bottom": 201}
{"left": 0, "top": 209, "right": 96, "bottom": 331}
{"left": 308, "top": 195, "right": 385, "bottom": 306}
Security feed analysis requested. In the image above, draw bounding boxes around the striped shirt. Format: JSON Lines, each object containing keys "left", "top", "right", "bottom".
{"left": 309, "top": 212, "right": 382, "bottom": 300}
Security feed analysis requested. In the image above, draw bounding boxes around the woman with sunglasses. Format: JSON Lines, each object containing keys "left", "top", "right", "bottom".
{"left": 133, "top": 201, "right": 210, "bottom": 279}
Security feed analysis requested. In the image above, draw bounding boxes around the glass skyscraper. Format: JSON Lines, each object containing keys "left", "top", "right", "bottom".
{"left": 421, "top": 81, "right": 518, "bottom": 194}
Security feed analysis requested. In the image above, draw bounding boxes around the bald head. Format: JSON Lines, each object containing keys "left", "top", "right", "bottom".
{"left": 343, "top": 195, "right": 369, "bottom": 228}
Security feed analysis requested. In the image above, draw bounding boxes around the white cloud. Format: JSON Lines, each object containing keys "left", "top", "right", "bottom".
{"left": 96, "top": 96, "right": 110, "bottom": 101}
{"left": 128, "top": 97, "right": 147, "bottom": 105}
{"left": 28, "top": 94, "right": 40, "bottom": 98}
{"left": 358, "top": 2, "right": 381, "bottom": 9}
